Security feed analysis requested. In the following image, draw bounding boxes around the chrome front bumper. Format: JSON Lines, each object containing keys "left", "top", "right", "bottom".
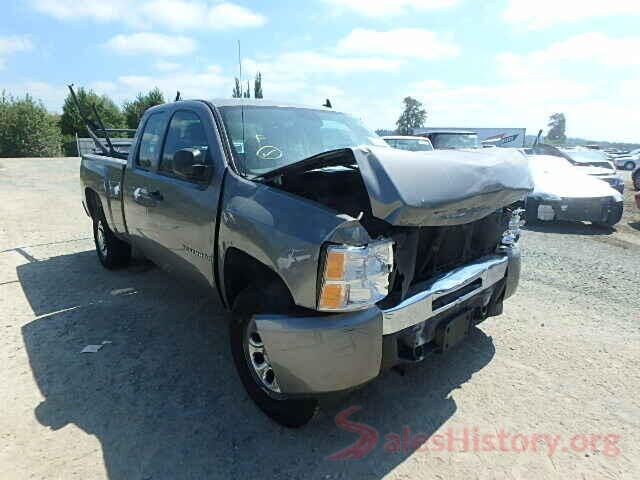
{"left": 381, "top": 254, "right": 509, "bottom": 335}
{"left": 254, "top": 247, "right": 519, "bottom": 395}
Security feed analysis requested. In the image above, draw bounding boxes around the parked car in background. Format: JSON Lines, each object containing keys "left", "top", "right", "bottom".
{"left": 560, "top": 149, "right": 624, "bottom": 193}
{"left": 417, "top": 130, "right": 481, "bottom": 150}
{"left": 632, "top": 165, "right": 640, "bottom": 191}
{"left": 611, "top": 154, "right": 638, "bottom": 171}
{"left": 382, "top": 135, "right": 434, "bottom": 151}
{"left": 605, "top": 148, "right": 639, "bottom": 170}
{"left": 524, "top": 155, "right": 623, "bottom": 227}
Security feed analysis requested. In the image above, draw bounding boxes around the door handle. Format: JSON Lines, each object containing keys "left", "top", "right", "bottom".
{"left": 133, "top": 187, "right": 163, "bottom": 205}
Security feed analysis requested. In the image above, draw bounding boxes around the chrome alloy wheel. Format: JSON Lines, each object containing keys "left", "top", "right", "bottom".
{"left": 244, "top": 319, "right": 281, "bottom": 393}
{"left": 96, "top": 220, "right": 108, "bottom": 256}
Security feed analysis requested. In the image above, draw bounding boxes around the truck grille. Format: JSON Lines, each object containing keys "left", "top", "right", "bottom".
{"left": 382, "top": 210, "right": 508, "bottom": 308}
{"left": 412, "top": 211, "right": 506, "bottom": 284}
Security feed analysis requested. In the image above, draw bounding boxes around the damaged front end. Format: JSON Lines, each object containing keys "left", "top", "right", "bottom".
{"left": 257, "top": 145, "right": 530, "bottom": 367}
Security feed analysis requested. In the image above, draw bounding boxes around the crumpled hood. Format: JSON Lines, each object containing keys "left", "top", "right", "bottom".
{"left": 353, "top": 146, "right": 533, "bottom": 226}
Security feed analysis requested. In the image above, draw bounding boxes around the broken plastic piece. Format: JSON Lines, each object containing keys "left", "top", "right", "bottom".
{"left": 81, "top": 344, "right": 103, "bottom": 353}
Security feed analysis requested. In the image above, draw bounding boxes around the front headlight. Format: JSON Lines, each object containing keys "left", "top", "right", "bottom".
{"left": 318, "top": 240, "right": 394, "bottom": 311}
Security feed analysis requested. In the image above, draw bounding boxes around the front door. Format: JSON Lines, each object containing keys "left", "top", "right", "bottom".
{"left": 141, "top": 103, "right": 225, "bottom": 291}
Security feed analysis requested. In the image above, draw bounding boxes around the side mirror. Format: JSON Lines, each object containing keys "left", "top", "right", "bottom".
{"left": 173, "top": 148, "right": 208, "bottom": 180}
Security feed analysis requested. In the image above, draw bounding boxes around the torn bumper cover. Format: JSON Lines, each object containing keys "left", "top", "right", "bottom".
{"left": 354, "top": 146, "right": 533, "bottom": 226}
{"left": 254, "top": 246, "right": 521, "bottom": 395}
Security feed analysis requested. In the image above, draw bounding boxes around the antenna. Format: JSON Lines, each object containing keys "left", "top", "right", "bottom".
{"left": 323, "top": 98, "right": 332, "bottom": 109}
{"left": 175, "top": 91, "right": 181, "bottom": 102}
{"left": 238, "top": 40, "right": 242, "bottom": 85}
{"left": 238, "top": 39, "right": 247, "bottom": 176}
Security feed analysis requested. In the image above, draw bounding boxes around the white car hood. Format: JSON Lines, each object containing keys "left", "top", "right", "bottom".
{"left": 529, "top": 156, "right": 622, "bottom": 201}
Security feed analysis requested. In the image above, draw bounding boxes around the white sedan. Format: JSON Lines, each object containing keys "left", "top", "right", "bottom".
{"left": 525, "top": 155, "right": 624, "bottom": 227}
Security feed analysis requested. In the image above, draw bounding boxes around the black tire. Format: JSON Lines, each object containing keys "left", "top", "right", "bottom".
{"left": 230, "top": 287, "right": 319, "bottom": 428}
{"left": 92, "top": 212, "right": 131, "bottom": 269}
{"left": 595, "top": 203, "right": 623, "bottom": 228}
{"left": 524, "top": 198, "right": 539, "bottom": 225}
{"left": 624, "top": 161, "right": 635, "bottom": 171}
{"left": 633, "top": 171, "right": 640, "bottom": 191}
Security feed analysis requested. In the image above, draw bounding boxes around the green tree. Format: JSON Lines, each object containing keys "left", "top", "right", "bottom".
{"left": 547, "top": 113, "right": 567, "bottom": 143}
{"left": 59, "top": 87, "right": 124, "bottom": 138}
{"left": 254, "top": 72, "right": 263, "bottom": 99}
{"left": 244, "top": 80, "right": 251, "bottom": 98}
{"left": 123, "top": 87, "right": 165, "bottom": 129}
{"left": 0, "top": 91, "right": 62, "bottom": 157}
{"left": 396, "top": 96, "right": 426, "bottom": 135}
{"left": 232, "top": 78, "right": 242, "bottom": 98}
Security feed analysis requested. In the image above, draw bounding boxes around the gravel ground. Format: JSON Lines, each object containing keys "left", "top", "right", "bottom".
{"left": 1, "top": 157, "right": 639, "bottom": 480}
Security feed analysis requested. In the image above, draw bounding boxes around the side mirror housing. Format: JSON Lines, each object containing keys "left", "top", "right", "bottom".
{"left": 173, "top": 148, "right": 208, "bottom": 180}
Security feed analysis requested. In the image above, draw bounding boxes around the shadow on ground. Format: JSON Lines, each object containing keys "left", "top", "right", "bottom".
{"left": 522, "top": 221, "right": 615, "bottom": 236}
{"left": 19, "top": 250, "right": 495, "bottom": 479}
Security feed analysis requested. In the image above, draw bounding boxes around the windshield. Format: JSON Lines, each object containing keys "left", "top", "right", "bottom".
{"left": 431, "top": 133, "right": 481, "bottom": 149}
{"left": 564, "top": 149, "right": 614, "bottom": 169}
{"left": 386, "top": 138, "right": 434, "bottom": 152}
{"left": 565, "top": 150, "right": 607, "bottom": 162}
{"left": 218, "top": 105, "right": 386, "bottom": 176}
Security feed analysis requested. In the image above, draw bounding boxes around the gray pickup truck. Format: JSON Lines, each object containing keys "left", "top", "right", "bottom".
{"left": 80, "top": 98, "right": 532, "bottom": 427}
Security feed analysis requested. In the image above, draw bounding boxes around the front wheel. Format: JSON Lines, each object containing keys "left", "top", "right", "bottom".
{"left": 624, "top": 161, "right": 636, "bottom": 171}
{"left": 230, "top": 288, "right": 319, "bottom": 428}
{"left": 633, "top": 170, "right": 640, "bottom": 191}
{"left": 93, "top": 214, "right": 131, "bottom": 269}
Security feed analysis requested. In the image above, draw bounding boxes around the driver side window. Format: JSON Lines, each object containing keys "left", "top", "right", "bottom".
{"left": 159, "top": 111, "right": 210, "bottom": 177}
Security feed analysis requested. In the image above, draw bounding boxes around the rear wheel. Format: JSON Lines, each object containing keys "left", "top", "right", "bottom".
{"left": 624, "top": 161, "right": 635, "bottom": 171}
{"left": 230, "top": 287, "right": 319, "bottom": 428}
{"left": 92, "top": 212, "right": 131, "bottom": 269}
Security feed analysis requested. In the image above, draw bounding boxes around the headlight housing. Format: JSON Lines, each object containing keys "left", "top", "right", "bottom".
{"left": 318, "top": 240, "right": 394, "bottom": 311}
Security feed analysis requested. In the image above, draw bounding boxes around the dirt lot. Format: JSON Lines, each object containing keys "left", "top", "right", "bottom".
{"left": 1, "top": 157, "right": 639, "bottom": 480}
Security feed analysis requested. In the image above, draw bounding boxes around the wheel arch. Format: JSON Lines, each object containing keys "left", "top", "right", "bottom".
{"left": 84, "top": 188, "right": 102, "bottom": 219}
{"left": 222, "top": 247, "right": 296, "bottom": 312}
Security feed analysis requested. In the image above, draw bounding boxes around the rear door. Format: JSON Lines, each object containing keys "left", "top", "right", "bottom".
{"left": 139, "top": 102, "right": 225, "bottom": 291}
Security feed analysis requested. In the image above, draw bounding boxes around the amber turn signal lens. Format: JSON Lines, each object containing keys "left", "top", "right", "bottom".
{"left": 324, "top": 250, "right": 346, "bottom": 280}
{"left": 318, "top": 283, "right": 347, "bottom": 310}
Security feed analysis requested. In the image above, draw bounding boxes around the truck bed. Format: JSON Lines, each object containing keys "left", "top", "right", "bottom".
{"left": 80, "top": 153, "right": 128, "bottom": 235}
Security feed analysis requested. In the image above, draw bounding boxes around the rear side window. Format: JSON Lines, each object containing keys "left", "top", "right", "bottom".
{"left": 137, "top": 113, "right": 168, "bottom": 168}
{"left": 159, "top": 111, "right": 210, "bottom": 175}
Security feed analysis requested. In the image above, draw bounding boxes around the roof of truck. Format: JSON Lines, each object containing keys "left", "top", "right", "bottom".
{"left": 382, "top": 135, "right": 433, "bottom": 140}
{"left": 206, "top": 98, "right": 341, "bottom": 111}
{"left": 418, "top": 129, "right": 477, "bottom": 135}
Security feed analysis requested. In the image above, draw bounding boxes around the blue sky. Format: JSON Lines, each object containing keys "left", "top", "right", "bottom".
{"left": 2, "top": 0, "right": 640, "bottom": 141}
